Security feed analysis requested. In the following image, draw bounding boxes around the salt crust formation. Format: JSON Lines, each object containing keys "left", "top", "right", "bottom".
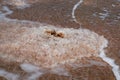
{"left": 3, "top": 0, "right": 30, "bottom": 9}
{"left": 0, "top": 23, "right": 107, "bottom": 68}
{"left": 0, "top": 0, "right": 119, "bottom": 79}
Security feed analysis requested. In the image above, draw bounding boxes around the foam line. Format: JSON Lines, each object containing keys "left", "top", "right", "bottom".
{"left": 72, "top": 0, "right": 83, "bottom": 23}
{"left": 0, "top": 6, "right": 13, "bottom": 18}
{"left": 20, "top": 63, "right": 43, "bottom": 80}
{"left": 0, "top": 69, "right": 19, "bottom": 80}
{"left": 20, "top": 63, "right": 40, "bottom": 73}
{"left": 99, "top": 40, "right": 120, "bottom": 80}
{"left": 3, "top": 6, "right": 13, "bottom": 15}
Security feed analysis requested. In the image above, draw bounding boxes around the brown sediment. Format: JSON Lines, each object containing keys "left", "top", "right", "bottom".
{"left": 7, "top": 0, "right": 80, "bottom": 28}
{"left": 0, "top": 20, "right": 106, "bottom": 67}
{"left": 0, "top": 76, "right": 7, "bottom": 80}
{"left": 69, "top": 65, "right": 115, "bottom": 80}
{"left": 6, "top": 0, "right": 120, "bottom": 66}
{"left": 0, "top": 19, "right": 116, "bottom": 80}
{"left": 0, "top": 54, "right": 116, "bottom": 80}
{"left": 0, "top": 57, "right": 115, "bottom": 80}
{"left": 38, "top": 73, "right": 70, "bottom": 80}
{"left": 0, "top": 0, "right": 119, "bottom": 80}
{"left": 39, "top": 65, "right": 115, "bottom": 80}
{"left": 75, "top": 0, "right": 120, "bottom": 66}
{"left": 0, "top": 59, "right": 26, "bottom": 76}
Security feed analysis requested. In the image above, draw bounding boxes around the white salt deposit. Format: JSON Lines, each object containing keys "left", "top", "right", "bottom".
{"left": 0, "top": 1, "right": 120, "bottom": 80}
{"left": 20, "top": 63, "right": 43, "bottom": 80}
{"left": 72, "top": 0, "right": 83, "bottom": 23}
{"left": 0, "top": 5, "right": 38, "bottom": 24}
{"left": 20, "top": 63, "right": 70, "bottom": 79}
{"left": 4, "top": 0, "right": 30, "bottom": 9}
{"left": 50, "top": 67, "right": 69, "bottom": 76}
{"left": 99, "top": 8, "right": 109, "bottom": 20}
{"left": 112, "top": 4, "right": 116, "bottom": 7}
{"left": 0, "top": 6, "right": 13, "bottom": 18}
{"left": 2, "top": 6, "right": 13, "bottom": 15}
{"left": 99, "top": 39, "right": 120, "bottom": 80}
{"left": 27, "top": 72, "right": 43, "bottom": 80}
{"left": 0, "top": 25, "right": 106, "bottom": 68}
{"left": 0, "top": 69, "right": 19, "bottom": 80}
{"left": 20, "top": 63, "right": 40, "bottom": 73}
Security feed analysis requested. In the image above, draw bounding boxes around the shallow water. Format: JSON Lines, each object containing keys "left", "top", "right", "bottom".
{"left": 0, "top": 0, "right": 120, "bottom": 80}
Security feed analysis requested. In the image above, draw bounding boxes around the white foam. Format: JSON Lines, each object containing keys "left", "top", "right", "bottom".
{"left": 72, "top": 0, "right": 83, "bottom": 23}
{"left": 2, "top": 6, "right": 13, "bottom": 15}
{"left": 50, "top": 67, "right": 69, "bottom": 76}
{"left": 0, "top": 69, "right": 19, "bottom": 80}
{"left": 20, "top": 63, "right": 43, "bottom": 80}
{"left": 20, "top": 63, "right": 40, "bottom": 73}
{"left": 112, "top": 4, "right": 116, "bottom": 7}
{"left": 27, "top": 72, "right": 43, "bottom": 80}
{"left": 0, "top": 6, "right": 13, "bottom": 18}
{"left": 20, "top": 63, "right": 70, "bottom": 79}
{"left": 99, "top": 39, "right": 120, "bottom": 80}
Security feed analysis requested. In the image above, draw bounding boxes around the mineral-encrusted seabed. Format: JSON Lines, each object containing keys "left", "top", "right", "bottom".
{"left": 0, "top": 0, "right": 120, "bottom": 80}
